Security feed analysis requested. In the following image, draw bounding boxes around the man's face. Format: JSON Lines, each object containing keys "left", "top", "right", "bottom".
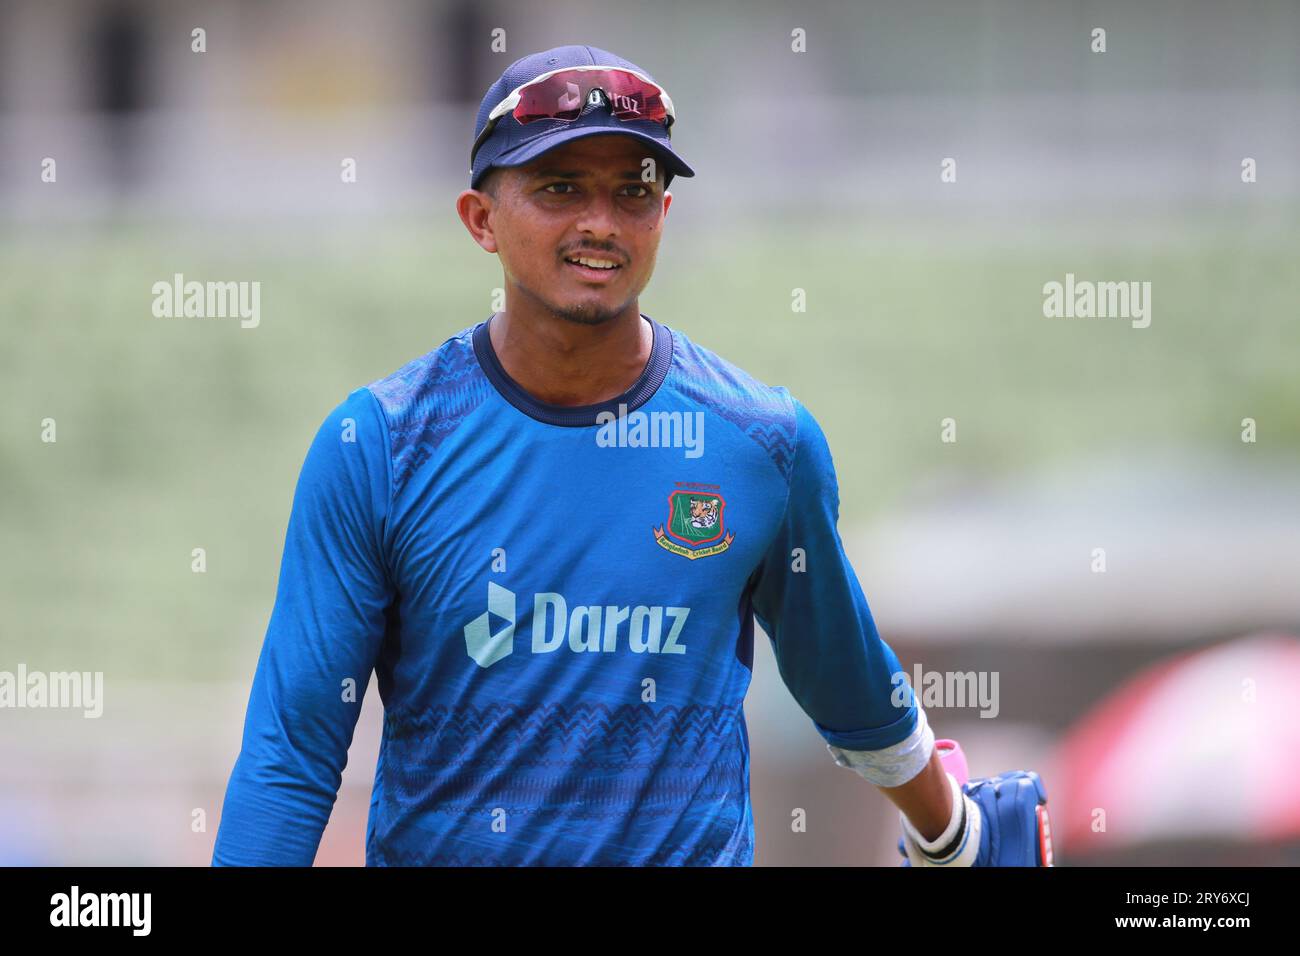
{"left": 474, "top": 135, "right": 673, "bottom": 326}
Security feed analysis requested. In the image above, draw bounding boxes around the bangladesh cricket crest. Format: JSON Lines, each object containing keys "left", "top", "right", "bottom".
{"left": 653, "top": 485, "right": 735, "bottom": 560}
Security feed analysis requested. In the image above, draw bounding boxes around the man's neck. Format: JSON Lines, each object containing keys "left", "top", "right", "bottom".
{"left": 488, "top": 306, "right": 653, "bottom": 408}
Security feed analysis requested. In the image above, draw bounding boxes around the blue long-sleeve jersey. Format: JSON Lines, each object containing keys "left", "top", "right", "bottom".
{"left": 211, "top": 314, "right": 919, "bottom": 866}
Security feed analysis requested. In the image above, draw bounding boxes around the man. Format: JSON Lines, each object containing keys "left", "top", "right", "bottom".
{"left": 212, "top": 44, "right": 1050, "bottom": 867}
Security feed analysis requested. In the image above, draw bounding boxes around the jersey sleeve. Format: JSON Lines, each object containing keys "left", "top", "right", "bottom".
{"left": 750, "top": 396, "right": 933, "bottom": 787}
{"left": 212, "top": 386, "right": 394, "bottom": 865}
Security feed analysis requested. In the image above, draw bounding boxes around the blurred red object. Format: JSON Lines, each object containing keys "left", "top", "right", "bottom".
{"left": 1054, "top": 632, "right": 1300, "bottom": 856}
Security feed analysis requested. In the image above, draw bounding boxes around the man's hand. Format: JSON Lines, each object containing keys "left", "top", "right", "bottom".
{"left": 898, "top": 770, "right": 1053, "bottom": 867}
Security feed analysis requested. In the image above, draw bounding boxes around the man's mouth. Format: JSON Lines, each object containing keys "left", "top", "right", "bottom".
{"left": 564, "top": 254, "right": 622, "bottom": 270}
{"left": 563, "top": 254, "right": 624, "bottom": 281}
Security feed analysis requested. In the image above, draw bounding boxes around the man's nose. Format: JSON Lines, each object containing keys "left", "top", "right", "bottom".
{"left": 575, "top": 190, "right": 619, "bottom": 238}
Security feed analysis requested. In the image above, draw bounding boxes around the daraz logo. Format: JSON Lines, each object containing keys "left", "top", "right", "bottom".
{"left": 463, "top": 583, "right": 690, "bottom": 669}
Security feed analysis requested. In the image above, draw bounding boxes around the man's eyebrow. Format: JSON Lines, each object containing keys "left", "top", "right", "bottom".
{"left": 529, "top": 167, "right": 654, "bottom": 182}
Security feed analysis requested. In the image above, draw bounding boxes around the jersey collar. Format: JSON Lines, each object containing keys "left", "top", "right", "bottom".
{"left": 472, "top": 313, "right": 674, "bottom": 427}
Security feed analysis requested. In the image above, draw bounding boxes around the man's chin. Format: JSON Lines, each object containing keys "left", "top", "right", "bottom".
{"left": 551, "top": 300, "right": 624, "bottom": 327}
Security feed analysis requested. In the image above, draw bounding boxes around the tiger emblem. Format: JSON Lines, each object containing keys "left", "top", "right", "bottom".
{"left": 688, "top": 497, "right": 720, "bottom": 530}
{"left": 654, "top": 487, "right": 733, "bottom": 559}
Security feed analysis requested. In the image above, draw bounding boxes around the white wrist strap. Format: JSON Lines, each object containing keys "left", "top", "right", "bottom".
{"left": 900, "top": 772, "right": 982, "bottom": 867}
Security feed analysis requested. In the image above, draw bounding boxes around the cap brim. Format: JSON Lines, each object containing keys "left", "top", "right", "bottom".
{"left": 488, "top": 123, "right": 695, "bottom": 184}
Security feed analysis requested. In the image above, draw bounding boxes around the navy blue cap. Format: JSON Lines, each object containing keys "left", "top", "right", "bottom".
{"left": 470, "top": 45, "right": 695, "bottom": 192}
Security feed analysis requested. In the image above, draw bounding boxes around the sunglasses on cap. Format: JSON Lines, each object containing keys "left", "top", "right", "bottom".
{"left": 470, "top": 65, "right": 677, "bottom": 171}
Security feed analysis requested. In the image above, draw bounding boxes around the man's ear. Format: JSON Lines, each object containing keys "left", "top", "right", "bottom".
{"left": 456, "top": 188, "right": 499, "bottom": 254}
{"left": 663, "top": 190, "right": 673, "bottom": 217}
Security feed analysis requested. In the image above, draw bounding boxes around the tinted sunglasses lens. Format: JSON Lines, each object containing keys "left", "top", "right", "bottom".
{"left": 599, "top": 70, "right": 668, "bottom": 123}
{"left": 514, "top": 74, "right": 585, "bottom": 123}
{"left": 512, "top": 70, "right": 668, "bottom": 125}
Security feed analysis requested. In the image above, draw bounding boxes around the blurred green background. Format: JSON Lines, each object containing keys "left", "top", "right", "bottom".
{"left": 6, "top": 216, "right": 1298, "bottom": 677}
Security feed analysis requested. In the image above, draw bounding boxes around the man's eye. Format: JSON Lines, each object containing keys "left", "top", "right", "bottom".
{"left": 623, "top": 185, "right": 651, "bottom": 198}
{"left": 544, "top": 183, "right": 575, "bottom": 194}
